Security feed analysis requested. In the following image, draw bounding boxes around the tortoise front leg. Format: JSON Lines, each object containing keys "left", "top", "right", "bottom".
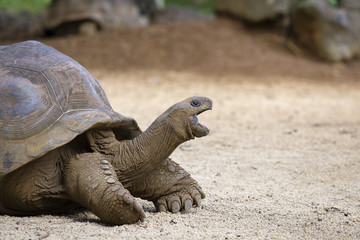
{"left": 62, "top": 152, "right": 145, "bottom": 225}
{"left": 121, "top": 158, "right": 205, "bottom": 213}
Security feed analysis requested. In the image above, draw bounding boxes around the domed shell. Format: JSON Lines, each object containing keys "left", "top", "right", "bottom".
{"left": 44, "top": 0, "right": 147, "bottom": 33}
{"left": 0, "top": 41, "right": 141, "bottom": 176}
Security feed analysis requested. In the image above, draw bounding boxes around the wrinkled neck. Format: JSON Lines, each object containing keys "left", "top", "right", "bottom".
{"left": 108, "top": 120, "right": 191, "bottom": 182}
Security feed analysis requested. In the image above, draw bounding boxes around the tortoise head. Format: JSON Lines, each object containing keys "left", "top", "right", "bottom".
{"left": 155, "top": 96, "right": 213, "bottom": 139}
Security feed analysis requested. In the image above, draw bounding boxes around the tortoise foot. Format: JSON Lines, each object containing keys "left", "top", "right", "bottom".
{"left": 122, "top": 158, "right": 205, "bottom": 213}
{"left": 155, "top": 183, "right": 205, "bottom": 213}
{"left": 100, "top": 183, "right": 146, "bottom": 224}
{"left": 97, "top": 181, "right": 146, "bottom": 224}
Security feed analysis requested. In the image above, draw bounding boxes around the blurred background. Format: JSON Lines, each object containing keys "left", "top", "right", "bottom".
{"left": 1, "top": 1, "right": 360, "bottom": 239}
{"left": 0, "top": 0, "right": 360, "bottom": 62}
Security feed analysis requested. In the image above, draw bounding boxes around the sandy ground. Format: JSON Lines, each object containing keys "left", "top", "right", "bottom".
{"left": 1, "top": 19, "right": 360, "bottom": 239}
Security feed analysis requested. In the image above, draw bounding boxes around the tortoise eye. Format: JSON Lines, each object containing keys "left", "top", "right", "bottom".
{"left": 191, "top": 99, "right": 201, "bottom": 107}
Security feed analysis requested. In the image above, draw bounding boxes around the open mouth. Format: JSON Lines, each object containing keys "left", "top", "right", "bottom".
{"left": 189, "top": 109, "right": 211, "bottom": 137}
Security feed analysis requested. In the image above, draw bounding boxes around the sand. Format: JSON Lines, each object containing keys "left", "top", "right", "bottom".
{"left": 1, "top": 19, "right": 360, "bottom": 239}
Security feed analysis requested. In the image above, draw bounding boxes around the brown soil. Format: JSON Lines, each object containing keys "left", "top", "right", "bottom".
{"left": 1, "top": 18, "right": 360, "bottom": 239}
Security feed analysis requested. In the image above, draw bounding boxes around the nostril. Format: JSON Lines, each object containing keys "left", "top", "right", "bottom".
{"left": 191, "top": 99, "right": 201, "bottom": 107}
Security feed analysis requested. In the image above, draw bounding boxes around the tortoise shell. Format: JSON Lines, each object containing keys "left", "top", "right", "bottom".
{"left": 0, "top": 40, "right": 141, "bottom": 176}
{"left": 44, "top": 0, "right": 147, "bottom": 33}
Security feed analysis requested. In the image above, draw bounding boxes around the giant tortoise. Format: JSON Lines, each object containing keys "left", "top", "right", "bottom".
{"left": 44, "top": 0, "right": 148, "bottom": 35}
{"left": 0, "top": 41, "right": 212, "bottom": 224}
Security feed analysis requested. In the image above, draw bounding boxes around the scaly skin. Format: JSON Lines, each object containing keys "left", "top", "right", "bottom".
{"left": 0, "top": 147, "right": 146, "bottom": 225}
{"left": 88, "top": 129, "right": 206, "bottom": 213}
{"left": 87, "top": 97, "right": 212, "bottom": 215}
{"left": 0, "top": 148, "right": 76, "bottom": 215}
{"left": 63, "top": 152, "right": 145, "bottom": 225}
{"left": 0, "top": 96, "right": 212, "bottom": 225}
{"left": 122, "top": 158, "right": 205, "bottom": 213}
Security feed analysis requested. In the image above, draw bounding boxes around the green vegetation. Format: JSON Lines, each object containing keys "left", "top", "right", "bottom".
{"left": 0, "top": 0, "right": 51, "bottom": 13}
{"left": 0, "top": 0, "right": 216, "bottom": 14}
{"left": 328, "top": 0, "right": 339, "bottom": 7}
{"left": 165, "top": 0, "right": 215, "bottom": 14}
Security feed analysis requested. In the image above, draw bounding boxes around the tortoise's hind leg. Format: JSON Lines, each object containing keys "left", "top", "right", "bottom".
{"left": 0, "top": 149, "right": 76, "bottom": 215}
{"left": 121, "top": 158, "right": 205, "bottom": 213}
{"left": 63, "top": 152, "right": 145, "bottom": 225}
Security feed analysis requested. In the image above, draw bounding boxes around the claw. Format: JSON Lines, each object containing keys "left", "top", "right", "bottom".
{"left": 197, "top": 187, "right": 206, "bottom": 199}
{"left": 168, "top": 195, "right": 181, "bottom": 213}
{"left": 158, "top": 204, "right": 167, "bottom": 212}
{"left": 157, "top": 198, "right": 168, "bottom": 212}
{"left": 171, "top": 201, "right": 180, "bottom": 213}
{"left": 184, "top": 199, "right": 193, "bottom": 211}
{"left": 134, "top": 201, "right": 146, "bottom": 221}
{"left": 194, "top": 194, "right": 202, "bottom": 207}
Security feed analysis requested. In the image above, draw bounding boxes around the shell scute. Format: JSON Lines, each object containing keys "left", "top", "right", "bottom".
{"left": 0, "top": 41, "right": 140, "bottom": 176}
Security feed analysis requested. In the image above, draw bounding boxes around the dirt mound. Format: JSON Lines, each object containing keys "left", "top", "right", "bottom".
{"left": 4, "top": 18, "right": 355, "bottom": 82}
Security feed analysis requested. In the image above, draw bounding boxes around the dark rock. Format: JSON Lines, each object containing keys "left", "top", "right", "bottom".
{"left": 215, "top": 0, "right": 298, "bottom": 22}
{"left": 133, "top": 0, "right": 165, "bottom": 16}
{"left": 292, "top": 0, "right": 360, "bottom": 61}
{"left": 151, "top": 6, "right": 214, "bottom": 24}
